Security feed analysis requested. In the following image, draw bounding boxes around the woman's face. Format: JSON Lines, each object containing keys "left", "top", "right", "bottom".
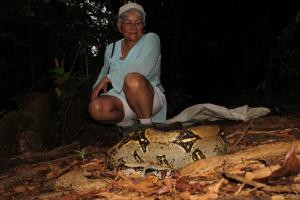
{"left": 119, "top": 10, "right": 144, "bottom": 43}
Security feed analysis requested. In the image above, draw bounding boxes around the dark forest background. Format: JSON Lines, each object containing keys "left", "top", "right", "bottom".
{"left": 1, "top": 0, "right": 300, "bottom": 117}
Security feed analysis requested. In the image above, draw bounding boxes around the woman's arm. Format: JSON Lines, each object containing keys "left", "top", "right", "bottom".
{"left": 92, "top": 43, "right": 114, "bottom": 89}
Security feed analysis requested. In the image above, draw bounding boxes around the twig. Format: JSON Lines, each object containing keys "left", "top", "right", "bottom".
{"left": 234, "top": 183, "right": 245, "bottom": 196}
{"left": 274, "top": 49, "right": 300, "bottom": 75}
{"left": 70, "top": 44, "right": 81, "bottom": 75}
{"left": 27, "top": 0, "right": 35, "bottom": 89}
{"left": 227, "top": 121, "right": 252, "bottom": 153}
{"left": 226, "top": 129, "right": 284, "bottom": 139}
{"left": 84, "top": 40, "right": 89, "bottom": 78}
{"left": 5, "top": 141, "right": 80, "bottom": 166}
{"left": 225, "top": 172, "right": 300, "bottom": 193}
{"left": 0, "top": 175, "right": 9, "bottom": 180}
{"left": 62, "top": 95, "right": 74, "bottom": 144}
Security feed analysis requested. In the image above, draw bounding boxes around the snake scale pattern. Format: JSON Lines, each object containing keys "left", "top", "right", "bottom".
{"left": 106, "top": 125, "right": 226, "bottom": 178}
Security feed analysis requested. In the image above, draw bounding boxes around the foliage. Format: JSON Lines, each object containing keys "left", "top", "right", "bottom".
{"left": 50, "top": 58, "right": 70, "bottom": 83}
{"left": 0, "top": 0, "right": 165, "bottom": 105}
{"left": 48, "top": 162, "right": 54, "bottom": 172}
{"left": 267, "top": 16, "right": 300, "bottom": 101}
{"left": 74, "top": 147, "right": 88, "bottom": 165}
{"left": 0, "top": 0, "right": 119, "bottom": 92}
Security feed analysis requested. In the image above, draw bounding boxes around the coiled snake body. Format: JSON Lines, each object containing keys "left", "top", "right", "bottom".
{"left": 106, "top": 125, "right": 226, "bottom": 178}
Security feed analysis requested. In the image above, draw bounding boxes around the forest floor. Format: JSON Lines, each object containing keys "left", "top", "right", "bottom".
{"left": 1, "top": 107, "right": 300, "bottom": 200}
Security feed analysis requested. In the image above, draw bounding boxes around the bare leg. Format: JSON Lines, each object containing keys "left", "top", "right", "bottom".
{"left": 123, "top": 72, "right": 154, "bottom": 119}
{"left": 88, "top": 95, "right": 124, "bottom": 124}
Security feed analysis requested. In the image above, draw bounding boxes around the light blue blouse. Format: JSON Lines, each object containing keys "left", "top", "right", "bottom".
{"left": 93, "top": 32, "right": 167, "bottom": 123}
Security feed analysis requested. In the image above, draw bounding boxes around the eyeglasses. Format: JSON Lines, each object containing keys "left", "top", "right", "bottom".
{"left": 123, "top": 21, "right": 143, "bottom": 29}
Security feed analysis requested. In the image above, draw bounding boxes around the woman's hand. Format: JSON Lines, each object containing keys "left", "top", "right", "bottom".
{"left": 91, "top": 76, "right": 111, "bottom": 100}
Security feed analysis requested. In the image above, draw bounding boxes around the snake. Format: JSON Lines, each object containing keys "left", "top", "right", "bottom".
{"left": 106, "top": 125, "right": 226, "bottom": 178}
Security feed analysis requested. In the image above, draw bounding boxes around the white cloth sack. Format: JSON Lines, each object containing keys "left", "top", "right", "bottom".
{"left": 165, "top": 103, "right": 271, "bottom": 126}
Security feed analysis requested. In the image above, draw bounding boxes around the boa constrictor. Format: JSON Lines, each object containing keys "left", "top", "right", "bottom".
{"left": 106, "top": 125, "right": 226, "bottom": 178}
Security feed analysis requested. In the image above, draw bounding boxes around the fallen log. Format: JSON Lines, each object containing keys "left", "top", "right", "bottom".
{"left": 2, "top": 141, "right": 80, "bottom": 169}
{"left": 178, "top": 140, "right": 300, "bottom": 177}
{"left": 0, "top": 141, "right": 80, "bottom": 190}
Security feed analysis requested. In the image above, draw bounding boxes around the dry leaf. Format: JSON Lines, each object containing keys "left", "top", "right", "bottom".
{"left": 258, "top": 145, "right": 300, "bottom": 181}
{"left": 0, "top": 185, "right": 5, "bottom": 194}
{"left": 130, "top": 176, "right": 159, "bottom": 195}
{"left": 13, "top": 185, "right": 26, "bottom": 193}
{"left": 162, "top": 178, "right": 176, "bottom": 193}
{"left": 271, "top": 195, "right": 285, "bottom": 200}
{"left": 96, "top": 191, "right": 155, "bottom": 200}
{"left": 175, "top": 177, "right": 204, "bottom": 193}
{"left": 46, "top": 166, "right": 71, "bottom": 180}
{"left": 157, "top": 185, "right": 169, "bottom": 195}
{"left": 179, "top": 191, "right": 191, "bottom": 199}
{"left": 245, "top": 165, "right": 281, "bottom": 180}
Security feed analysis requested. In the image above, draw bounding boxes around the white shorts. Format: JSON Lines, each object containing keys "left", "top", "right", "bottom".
{"left": 106, "top": 86, "right": 165, "bottom": 121}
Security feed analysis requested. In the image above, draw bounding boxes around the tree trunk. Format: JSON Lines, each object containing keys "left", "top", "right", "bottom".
{"left": 0, "top": 92, "right": 57, "bottom": 167}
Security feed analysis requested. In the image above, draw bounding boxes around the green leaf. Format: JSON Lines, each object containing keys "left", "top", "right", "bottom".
{"left": 63, "top": 71, "right": 71, "bottom": 81}
{"left": 51, "top": 67, "right": 64, "bottom": 76}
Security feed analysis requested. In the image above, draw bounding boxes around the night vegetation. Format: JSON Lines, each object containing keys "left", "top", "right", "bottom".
{"left": 1, "top": 1, "right": 300, "bottom": 199}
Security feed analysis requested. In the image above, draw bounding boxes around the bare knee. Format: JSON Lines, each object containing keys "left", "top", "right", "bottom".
{"left": 124, "top": 73, "right": 147, "bottom": 93}
{"left": 88, "top": 99, "right": 109, "bottom": 120}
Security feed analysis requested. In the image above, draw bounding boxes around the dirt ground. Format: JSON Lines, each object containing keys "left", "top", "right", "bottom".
{"left": 1, "top": 113, "right": 300, "bottom": 200}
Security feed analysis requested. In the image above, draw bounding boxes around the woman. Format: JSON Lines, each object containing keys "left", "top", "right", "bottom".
{"left": 89, "top": 2, "right": 167, "bottom": 129}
